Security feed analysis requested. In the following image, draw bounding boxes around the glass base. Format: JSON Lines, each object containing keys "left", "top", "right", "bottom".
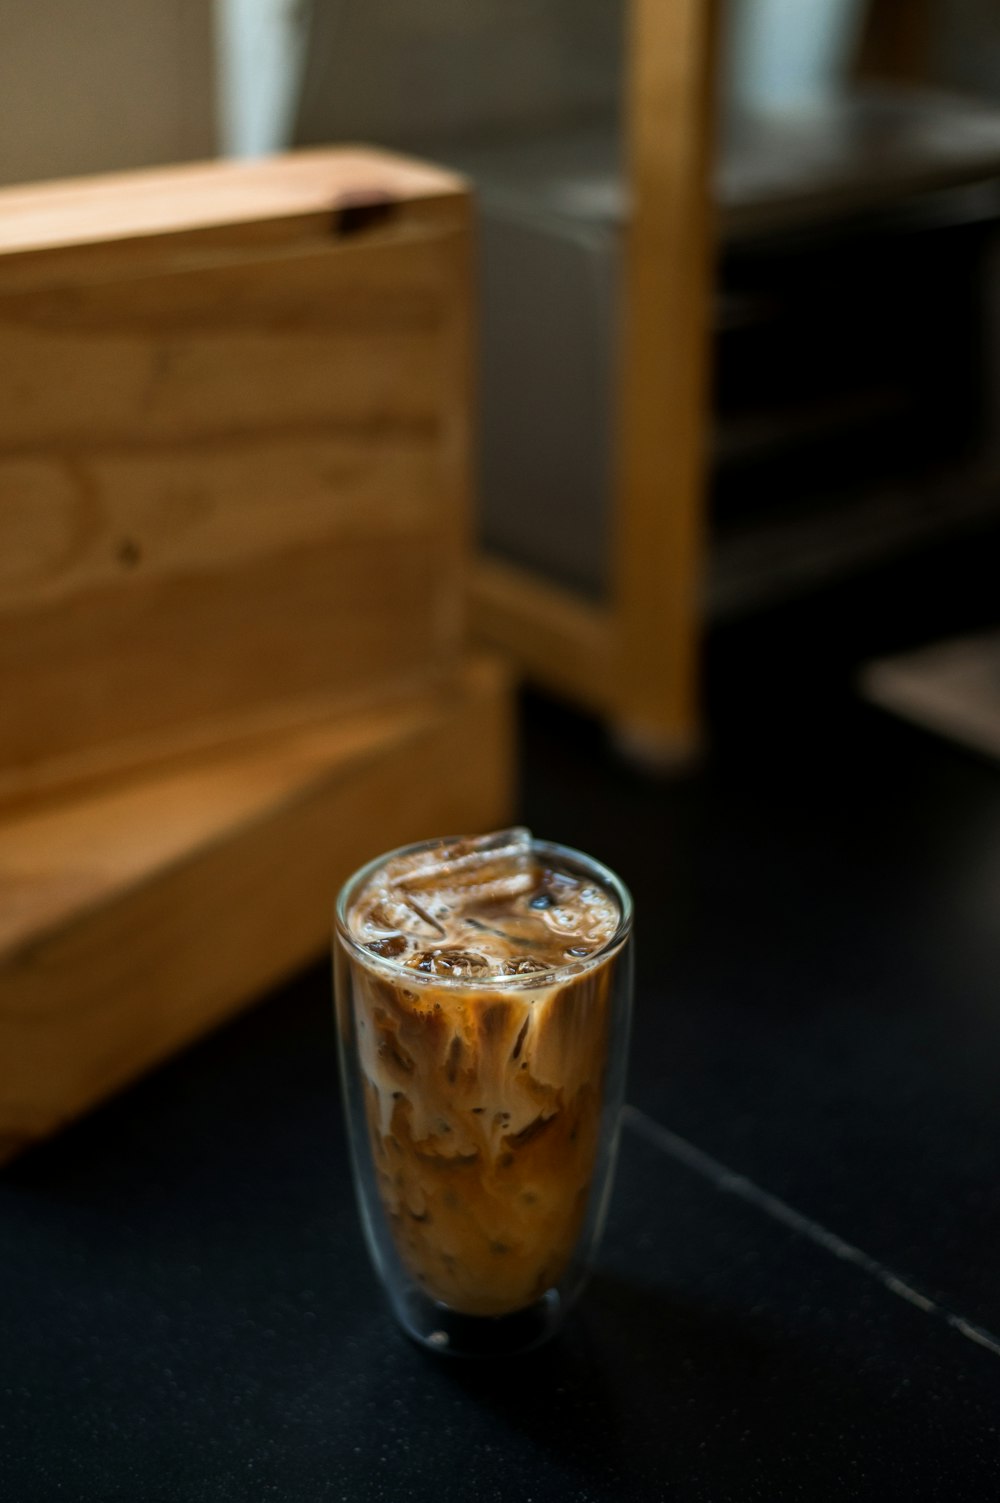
{"left": 394, "top": 1287, "right": 563, "bottom": 1358}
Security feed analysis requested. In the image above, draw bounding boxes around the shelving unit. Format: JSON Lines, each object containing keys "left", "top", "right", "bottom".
{"left": 466, "top": 74, "right": 1000, "bottom": 757}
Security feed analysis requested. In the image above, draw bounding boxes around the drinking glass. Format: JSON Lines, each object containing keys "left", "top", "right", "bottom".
{"left": 333, "top": 837, "right": 633, "bottom": 1357}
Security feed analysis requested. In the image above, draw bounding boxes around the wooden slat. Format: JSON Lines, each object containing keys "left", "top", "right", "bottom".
{"left": 0, "top": 655, "right": 513, "bottom": 1161}
{"left": 471, "top": 555, "right": 614, "bottom": 712}
{"left": 610, "top": 0, "right": 718, "bottom": 763}
{"left": 0, "top": 231, "right": 466, "bottom": 449}
{"left": 0, "top": 433, "right": 441, "bottom": 610}
{"left": 2, "top": 536, "right": 460, "bottom": 805}
{"left": 0, "top": 147, "right": 466, "bottom": 262}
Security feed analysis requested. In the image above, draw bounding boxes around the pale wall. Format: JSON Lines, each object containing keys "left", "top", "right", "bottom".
{"left": 0, "top": 0, "right": 215, "bottom": 186}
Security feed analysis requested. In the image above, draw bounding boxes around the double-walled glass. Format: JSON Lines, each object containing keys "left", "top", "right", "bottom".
{"left": 333, "top": 837, "right": 633, "bottom": 1357}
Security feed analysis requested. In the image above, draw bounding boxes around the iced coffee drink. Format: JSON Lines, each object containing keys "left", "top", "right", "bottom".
{"left": 334, "top": 829, "right": 632, "bottom": 1350}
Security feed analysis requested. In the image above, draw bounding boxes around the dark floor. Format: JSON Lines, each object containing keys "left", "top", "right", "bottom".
{"left": 4, "top": 520, "right": 1000, "bottom": 1501}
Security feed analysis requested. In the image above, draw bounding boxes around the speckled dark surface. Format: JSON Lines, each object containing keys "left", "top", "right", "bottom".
{"left": 4, "top": 527, "right": 1000, "bottom": 1500}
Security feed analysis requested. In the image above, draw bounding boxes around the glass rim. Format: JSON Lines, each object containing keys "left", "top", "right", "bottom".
{"left": 334, "top": 832, "right": 633, "bottom": 991}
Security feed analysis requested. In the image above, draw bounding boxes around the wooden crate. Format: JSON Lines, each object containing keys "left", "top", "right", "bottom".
{"left": 0, "top": 148, "right": 472, "bottom": 802}
{"left": 0, "top": 149, "right": 512, "bottom": 1161}
{"left": 0, "top": 656, "right": 513, "bottom": 1162}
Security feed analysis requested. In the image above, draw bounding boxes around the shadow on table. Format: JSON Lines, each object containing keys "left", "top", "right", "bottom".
{"left": 417, "top": 1266, "right": 960, "bottom": 1495}
{"left": 421, "top": 1271, "right": 784, "bottom": 1486}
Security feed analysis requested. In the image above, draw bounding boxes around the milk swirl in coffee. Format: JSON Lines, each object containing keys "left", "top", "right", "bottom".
{"left": 341, "top": 829, "right": 622, "bottom": 1317}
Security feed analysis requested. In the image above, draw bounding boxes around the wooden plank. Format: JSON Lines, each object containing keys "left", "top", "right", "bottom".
{"left": 471, "top": 555, "right": 614, "bottom": 713}
{"left": 0, "top": 232, "right": 467, "bottom": 450}
{"left": 0, "top": 149, "right": 472, "bottom": 800}
{"left": 0, "top": 433, "right": 442, "bottom": 610}
{"left": 610, "top": 0, "right": 718, "bottom": 763}
{"left": 1, "top": 534, "right": 459, "bottom": 805}
{"left": 0, "top": 655, "right": 513, "bottom": 1161}
{"left": 0, "top": 147, "right": 466, "bottom": 262}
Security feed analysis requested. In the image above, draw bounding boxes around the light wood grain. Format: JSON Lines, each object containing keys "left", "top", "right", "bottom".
{"left": 0, "top": 148, "right": 472, "bottom": 800}
{"left": 0, "top": 148, "right": 466, "bottom": 261}
{"left": 471, "top": 556, "right": 613, "bottom": 712}
{"left": 610, "top": 0, "right": 718, "bottom": 763}
{"left": 0, "top": 655, "right": 513, "bottom": 1162}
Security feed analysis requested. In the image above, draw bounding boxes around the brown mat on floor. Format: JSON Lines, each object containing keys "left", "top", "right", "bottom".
{"left": 860, "top": 630, "right": 1000, "bottom": 764}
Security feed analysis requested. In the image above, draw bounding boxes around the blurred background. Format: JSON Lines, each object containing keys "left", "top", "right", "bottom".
{"left": 5, "top": 3, "right": 1000, "bottom": 1494}
{"left": 6, "top": 0, "right": 1000, "bottom": 666}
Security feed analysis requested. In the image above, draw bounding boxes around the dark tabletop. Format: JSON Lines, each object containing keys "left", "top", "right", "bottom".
{"left": 4, "top": 521, "right": 1000, "bottom": 1501}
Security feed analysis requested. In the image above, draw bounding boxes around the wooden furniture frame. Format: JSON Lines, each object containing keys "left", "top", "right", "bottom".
{"left": 470, "top": 0, "right": 720, "bottom": 764}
